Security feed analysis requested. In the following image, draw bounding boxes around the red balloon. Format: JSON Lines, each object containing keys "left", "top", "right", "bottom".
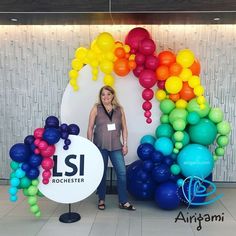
{"left": 157, "top": 51, "right": 176, "bottom": 66}
{"left": 133, "top": 65, "right": 144, "bottom": 77}
{"left": 135, "top": 52, "right": 146, "bottom": 65}
{"left": 40, "top": 145, "right": 55, "bottom": 158}
{"left": 41, "top": 157, "right": 54, "bottom": 170}
{"left": 139, "top": 38, "right": 156, "bottom": 56}
{"left": 145, "top": 55, "right": 158, "bottom": 70}
{"left": 142, "top": 88, "right": 154, "bottom": 100}
{"left": 144, "top": 110, "right": 152, "bottom": 118}
{"left": 142, "top": 101, "right": 152, "bottom": 111}
{"left": 38, "top": 140, "right": 48, "bottom": 150}
{"left": 157, "top": 80, "right": 166, "bottom": 89}
{"left": 139, "top": 69, "right": 156, "bottom": 88}
{"left": 43, "top": 179, "right": 49, "bottom": 185}
{"left": 125, "top": 27, "right": 150, "bottom": 52}
{"left": 42, "top": 170, "right": 51, "bottom": 179}
{"left": 34, "top": 128, "right": 45, "bottom": 139}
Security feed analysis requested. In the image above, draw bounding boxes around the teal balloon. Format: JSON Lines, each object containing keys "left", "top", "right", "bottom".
{"left": 187, "top": 98, "right": 210, "bottom": 118}
{"left": 177, "top": 144, "right": 214, "bottom": 178}
{"left": 189, "top": 118, "right": 217, "bottom": 145}
{"left": 20, "top": 176, "right": 32, "bottom": 189}
{"left": 208, "top": 108, "right": 223, "bottom": 123}
{"left": 15, "top": 168, "right": 26, "bottom": 179}
{"left": 187, "top": 111, "right": 200, "bottom": 125}
{"left": 140, "top": 135, "right": 156, "bottom": 145}
{"left": 155, "top": 124, "right": 174, "bottom": 138}
{"left": 8, "top": 186, "right": 18, "bottom": 195}
{"left": 182, "top": 131, "right": 190, "bottom": 146}
{"left": 160, "top": 99, "right": 175, "bottom": 114}
{"left": 154, "top": 137, "right": 174, "bottom": 156}
{"left": 10, "top": 177, "right": 20, "bottom": 187}
{"left": 10, "top": 161, "right": 19, "bottom": 171}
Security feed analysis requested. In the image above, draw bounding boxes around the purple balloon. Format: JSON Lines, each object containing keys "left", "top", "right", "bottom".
{"left": 60, "top": 123, "right": 68, "bottom": 132}
{"left": 45, "top": 116, "right": 59, "bottom": 128}
{"left": 24, "top": 135, "right": 35, "bottom": 145}
{"left": 68, "top": 124, "right": 80, "bottom": 135}
{"left": 61, "top": 131, "right": 69, "bottom": 140}
{"left": 64, "top": 139, "right": 71, "bottom": 146}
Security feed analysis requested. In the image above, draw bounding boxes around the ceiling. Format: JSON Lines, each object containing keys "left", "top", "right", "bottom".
{"left": 0, "top": 0, "right": 236, "bottom": 25}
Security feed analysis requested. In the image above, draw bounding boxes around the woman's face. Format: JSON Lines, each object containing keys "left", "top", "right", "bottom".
{"left": 101, "top": 89, "right": 114, "bottom": 105}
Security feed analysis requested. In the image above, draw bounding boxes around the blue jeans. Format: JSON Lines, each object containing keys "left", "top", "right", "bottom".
{"left": 97, "top": 148, "right": 128, "bottom": 204}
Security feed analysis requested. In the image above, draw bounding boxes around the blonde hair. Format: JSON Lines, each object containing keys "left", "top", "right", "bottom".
{"left": 98, "top": 85, "right": 121, "bottom": 107}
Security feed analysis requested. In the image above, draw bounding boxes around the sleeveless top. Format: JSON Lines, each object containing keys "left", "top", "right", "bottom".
{"left": 93, "top": 104, "right": 123, "bottom": 151}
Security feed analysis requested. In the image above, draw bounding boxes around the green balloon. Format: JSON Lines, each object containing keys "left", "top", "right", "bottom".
{"left": 10, "top": 161, "right": 19, "bottom": 171}
{"left": 28, "top": 186, "right": 38, "bottom": 196}
{"left": 189, "top": 118, "right": 217, "bottom": 145}
{"left": 216, "top": 135, "right": 229, "bottom": 147}
{"left": 28, "top": 196, "right": 37, "bottom": 206}
{"left": 160, "top": 99, "right": 175, "bottom": 114}
{"left": 172, "top": 119, "right": 186, "bottom": 131}
{"left": 169, "top": 108, "right": 188, "bottom": 124}
{"left": 20, "top": 177, "right": 31, "bottom": 189}
{"left": 30, "top": 204, "right": 39, "bottom": 213}
{"left": 155, "top": 124, "right": 174, "bottom": 138}
{"left": 170, "top": 164, "right": 181, "bottom": 175}
{"left": 215, "top": 147, "right": 225, "bottom": 156}
{"left": 208, "top": 108, "right": 224, "bottom": 123}
{"left": 187, "top": 98, "right": 210, "bottom": 118}
{"left": 23, "top": 188, "right": 29, "bottom": 196}
{"left": 35, "top": 211, "right": 41, "bottom": 218}
{"left": 173, "top": 131, "right": 184, "bottom": 142}
{"left": 217, "top": 121, "right": 231, "bottom": 135}
{"left": 160, "top": 114, "right": 169, "bottom": 124}
{"left": 32, "top": 179, "right": 39, "bottom": 186}
{"left": 175, "top": 142, "right": 183, "bottom": 149}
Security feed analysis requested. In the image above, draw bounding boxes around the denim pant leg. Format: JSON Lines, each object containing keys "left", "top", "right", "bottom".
{"left": 109, "top": 150, "right": 128, "bottom": 204}
{"left": 97, "top": 149, "right": 109, "bottom": 201}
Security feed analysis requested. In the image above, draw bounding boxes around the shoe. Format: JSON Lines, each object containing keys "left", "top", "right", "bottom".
{"left": 119, "top": 202, "right": 136, "bottom": 211}
{"left": 98, "top": 200, "right": 105, "bottom": 210}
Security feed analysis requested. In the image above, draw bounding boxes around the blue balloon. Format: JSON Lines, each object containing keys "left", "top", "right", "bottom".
{"left": 29, "top": 154, "right": 43, "bottom": 167}
{"left": 9, "top": 143, "right": 31, "bottom": 163}
{"left": 68, "top": 124, "right": 80, "bottom": 135}
{"left": 24, "top": 135, "right": 35, "bottom": 145}
{"left": 142, "top": 160, "right": 154, "bottom": 172}
{"left": 155, "top": 181, "right": 180, "bottom": 210}
{"left": 64, "top": 139, "right": 71, "bottom": 146}
{"left": 177, "top": 144, "right": 214, "bottom": 178}
{"left": 154, "top": 137, "right": 174, "bottom": 156}
{"left": 45, "top": 116, "right": 59, "bottom": 128}
{"left": 163, "top": 156, "right": 174, "bottom": 166}
{"left": 60, "top": 123, "right": 68, "bottom": 131}
{"left": 127, "top": 160, "right": 143, "bottom": 181}
{"left": 61, "top": 131, "right": 69, "bottom": 140}
{"left": 137, "top": 143, "right": 154, "bottom": 161}
{"left": 152, "top": 164, "right": 171, "bottom": 183}
{"left": 26, "top": 168, "right": 40, "bottom": 180}
{"left": 151, "top": 150, "right": 163, "bottom": 163}
{"left": 21, "top": 163, "right": 31, "bottom": 172}
{"left": 140, "top": 135, "right": 156, "bottom": 145}
{"left": 43, "top": 127, "right": 61, "bottom": 144}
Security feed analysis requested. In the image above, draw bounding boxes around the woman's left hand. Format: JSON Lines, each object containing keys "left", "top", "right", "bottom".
{"left": 122, "top": 146, "right": 128, "bottom": 156}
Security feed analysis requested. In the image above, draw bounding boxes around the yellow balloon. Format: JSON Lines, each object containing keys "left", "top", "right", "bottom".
{"left": 165, "top": 76, "right": 183, "bottom": 94}
{"left": 71, "top": 59, "right": 83, "bottom": 71}
{"left": 199, "top": 104, "right": 206, "bottom": 110}
{"left": 90, "top": 60, "right": 99, "bottom": 68}
{"left": 69, "top": 79, "right": 77, "bottom": 86}
{"left": 197, "top": 95, "right": 206, "bottom": 105}
{"left": 194, "top": 85, "right": 204, "bottom": 96}
{"left": 176, "top": 49, "right": 195, "bottom": 68}
{"left": 188, "top": 75, "right": 200, "bottom": 88}
{"left": 155, "top": 90, "right": 166, "bottom": 101}
{"left": 179, "top": 68, "right": 192, "bottom": 82}
{"left": 69, "top": 70, "right": 78, "bottom": 80}
{"left": 124, "top": 45, "right": 130, "bottom": 53}
{"left": 92, "top": 75, "right": 98, "bottom": 81}
{"left": 75, "top": 47, "right": 88, "bottom": 60}
{"left": 96, "top": 32, "right": 115, "bottom": 52}
{"left": 91, "top": 39, "right": 102, "bottom": 54}
{"left": 129, "top": 54, "right": 135, "bottom": 60}
{"left": 105, "top": 52, "right": 115, "bottom": 61}
{"left": 92, "top": 68, "right": 98, "bottom": 76}
{"left": 103, "top": 74, "right": 115, "bottom": 86}
{"left": 176, "top": 99, "right": 187, "bottom": 109}
{"left": 100, "top": 60, "right": 113, "bottom": 74}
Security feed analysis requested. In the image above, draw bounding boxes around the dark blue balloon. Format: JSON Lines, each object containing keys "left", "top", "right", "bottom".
{"left": 9, "top": 143, "right": 31, "bottom": 163}
{"left": 29, "top": 154, "right": 43, "bottom": 167}
{"left": 64, "top": 139, "right": 71, "bottom": 146}
{"left": 61, "top": 131, "right": 69, "bottom": 140}
{"left": 68, "top": 124, "right": 80, "bottom": 135}
{"left": 163, "top": 156, "right": 174, "bottom": 166}
{"left": 204, "top": 173, "right": 213, "bottom": 188}
{"left": 63, "top": 145, "right": 69, "bottom": 150}
{"left": 127, "top": 160, "right": 143, "bottom": 181}
{"left": 30, "top": 143, "right": 36, "bottom": 151}
{"left": 152, "top": 164, "right": 171, "bottom": 183}
{"left": 21, "top": 163, "right": 31, "bottom": 172}
{"left": 151, "top": 150, "right": 163, "bottom": 164}
{"left": 43, "top": 127, "right": 61, "bottom": 144}
{"left": 137, "top": 143, "right": 154, "bottom": 161}
{"left": 60, "top": 123, "right": 68, "bottom": 131}
{"left": 45, "top": 116, "right": 59, "bottom": 128}
{"left": 26, "top": 168, "right": 40, "bottom": 180}
{"left": 142, "top": 160, "right": 154, "bottom": 172}
{"left": 24, "top": 135, "right": 35, "bottom": 145}
{"left": 155, "top": 181, "right": 180, "bottom": 210}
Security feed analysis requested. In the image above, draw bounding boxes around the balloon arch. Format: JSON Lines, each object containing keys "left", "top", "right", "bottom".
{"left": 8, "top": 27, "right": 231, "bottom": 216}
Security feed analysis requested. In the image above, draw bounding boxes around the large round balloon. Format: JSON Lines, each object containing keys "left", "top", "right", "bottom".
{"left": 9, "top": 143, "right": 31, "bottom": 163}
{"left": 177, "top": 144, "right": 214, "bottom": 178}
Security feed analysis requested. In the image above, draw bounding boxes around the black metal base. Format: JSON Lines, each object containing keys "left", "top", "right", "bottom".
{"left": 59, "top": 212, "right": 81, "bottom": 223}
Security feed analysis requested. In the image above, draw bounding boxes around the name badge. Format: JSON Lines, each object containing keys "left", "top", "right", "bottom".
{"left": 107, "top": 123, "right": 116, "bottom": 131}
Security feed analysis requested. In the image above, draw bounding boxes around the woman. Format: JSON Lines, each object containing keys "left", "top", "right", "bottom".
{"left": 87, "top": 85, "right": 135, "bottom": 211}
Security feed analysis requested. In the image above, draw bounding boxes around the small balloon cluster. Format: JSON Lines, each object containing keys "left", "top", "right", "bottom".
{"left": 8, "top": 116, "right": 80, "bottom": 217}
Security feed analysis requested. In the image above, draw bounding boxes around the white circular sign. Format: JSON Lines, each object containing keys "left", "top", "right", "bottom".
{"left": 38, "top": 135, "right": 104, "bottom": 203}
{"left": 60, "top": 65, "right": 161, "bottom": 166}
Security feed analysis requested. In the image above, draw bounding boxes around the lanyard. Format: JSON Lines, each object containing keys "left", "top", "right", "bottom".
{"left": 102, "top": 104, "right": 114, "bottom": 122}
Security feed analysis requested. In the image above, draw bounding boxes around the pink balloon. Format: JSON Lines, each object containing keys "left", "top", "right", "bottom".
{"left": 142, "top": 101, "right": 152, "bottom": 111}
{"left": 135, "top": 52, "right": 146, "bottom": 65}
{"left": 34, "top": 148, "right": 40, "bottom": 155}
{"left": 145, "top": 55, "right": 158, "bottom": 70}
{"left": 34, "top": 128, "right": 45, "bottom": 139}
{"left": 139, "top": 69, "right": 156, "bottom": 88}
{"left": 144, "top": 110, "right": 152, "bottom": 118}
{"left": 41, "top": 157, "right": 54, "bottom": 170}
{"left": 42, "top": 170, "right": 51, "bottom": 179}
{"left": 43, "top": 178, "right": 49, "bottom": 185}
{"left": 157, "top": 80, "right": 166, "bottom": 89}
{"left": 125, "top": 27, "right": 150, "bottom": 52}
{"left": 142, "top": 88, "right": 154, "bottom": 100}
{"left": 34, "top": 138, "right": 41, "bottom": 146}
{"left": 40, "top": 145, "right": 55, "bottom": 158}
{"left": 146, "top": 118, "right": 152, "bottom": 124}
{"left": 38, "top": 140, "right": 48, "bottom": 150}
{"left": 133, "top": 65, "right": 144, "bottom": 77}
{"left": 139, "top": 38, "right": 156, "bottom": 56}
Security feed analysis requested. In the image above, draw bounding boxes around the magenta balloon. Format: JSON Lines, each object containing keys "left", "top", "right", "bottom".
{"left": 41, "top": 157, "right": 54, "bottom": 170}
{"left": 135, "top": 52, "right": 146, "bottom": 65}
{"left": 133, "top": 65, "right": 144, "bottom": 77}
{"left": 157, "top": 80, "right": 166, "bottom": 89}
{"left": 40, "top": 145, "right": 55, "bottom": 158}
{"left": 144, "top": 110, "right": 152, "bottom": 118}
{"left": 139, "top": 69, "right": 156, "bottom": 88}
{"left": 146, "top": 118, "right": 152, "bottom": 124}
{"left": 125, "top": 27, "right": 150, "bottom": 52}
{"left": 42, "top": 170, "right": 51, "bottom": 179}
{"left": 145, "top": 55, "right": 158, "bottom": 70}
{"left": 142, "top": 88, "right": 154, "bottom": 100}
{"left": 139, "top": 38, "right": 156, "bottom": 56}
{"left": 142, "top": 101, "right": 152, "bottom": 111}
{"left": 34, "top": 128, "right": 45, "bottom": 139}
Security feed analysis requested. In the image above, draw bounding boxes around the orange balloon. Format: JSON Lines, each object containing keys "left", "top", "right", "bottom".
{"left": 189, "top": 59, "right": 201, "bottom": 75}
{"left": 156, "top": 65, "right": 169, "bottom": 81}
{"left": 169, "top": 62, "right": 182, "bottom": 76}
{"left": 157, "top": 51, "right": 176, "bottom": 66}
{"left": 179, "top": 82, "right": 195, "bottom": 101}
{"left": 169, "top": 93, "right": 180, "bottom": 102}
{"left": 114, "top": 58, "right": 130, "bottom": 76}
{"left": 128, "top": 60, "right": 137, "bottom": 70}
{"left": 114, "top": 47, "right": 126, "bottom": 58}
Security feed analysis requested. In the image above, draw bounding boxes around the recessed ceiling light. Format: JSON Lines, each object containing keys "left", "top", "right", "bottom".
{"left": 10, "top": 18, "right": 19, "bottom": 22}
{"left": 213, "top": 17, "right": 221, "bottom": 21}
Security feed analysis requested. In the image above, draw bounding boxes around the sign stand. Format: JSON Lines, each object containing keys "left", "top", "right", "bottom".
{"left": 59, "top": 204, "right": 81, "bottom": 223}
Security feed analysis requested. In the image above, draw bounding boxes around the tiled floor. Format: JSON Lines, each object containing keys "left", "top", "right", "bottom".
{"left": 0, "top": 185, "right": 236, "bottom": 236}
